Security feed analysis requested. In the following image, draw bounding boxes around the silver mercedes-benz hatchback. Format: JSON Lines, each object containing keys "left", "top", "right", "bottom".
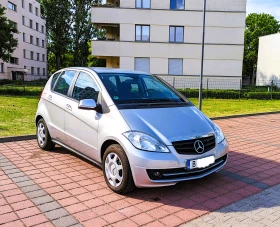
{"left": 36, "top": 67, "right": 228, "bottom": 194}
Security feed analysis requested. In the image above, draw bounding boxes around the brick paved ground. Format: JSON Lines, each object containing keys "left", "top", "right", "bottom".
{"left": 182, "top": 184, "right": 280, "bottom": 227}
{"left": 0, "top": 113, "right": 280, "bottom": 226}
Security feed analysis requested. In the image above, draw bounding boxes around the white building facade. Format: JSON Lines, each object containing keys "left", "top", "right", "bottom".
{"left": 91, "top": 0, "right": 247, "bottom": 89}
{"left": 256, "top": 33, "right": 280, "bottom": 87}
{"left": 0, "top": 0, "right": 47, "bottom": 81}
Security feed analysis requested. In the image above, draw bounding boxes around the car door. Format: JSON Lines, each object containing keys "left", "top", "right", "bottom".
{"left": 64, "top": 71, "right": 101, "bottom": 160}
{"left": 44, "top": 70, "right": 77, "bottom": 143}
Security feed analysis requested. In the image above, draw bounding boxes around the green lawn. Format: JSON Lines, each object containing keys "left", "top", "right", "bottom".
{"left": 0, "top": 96, "right": 280, "bottom": 137}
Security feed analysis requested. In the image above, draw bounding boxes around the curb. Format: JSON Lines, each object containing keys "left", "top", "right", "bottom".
{"left": 1, "top": 111, "right": 280, "bottom": 143}
{"left": 0, "top": 135, "right": 36, "bottom": 143}
{"left": 211, "top": 110, "right": 280, "bottom": 120}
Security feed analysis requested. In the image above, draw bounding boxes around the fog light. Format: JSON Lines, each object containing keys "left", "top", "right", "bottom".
{"left": 153, "top": 172, "right": 161, "bottom": 177}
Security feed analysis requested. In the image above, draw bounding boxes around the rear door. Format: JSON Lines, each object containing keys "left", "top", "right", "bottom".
{"left": 64, "top": 71, "right": 101, "bottom": 160}
{"left": 45, "top": 70, "right": 77, "bottom": 143}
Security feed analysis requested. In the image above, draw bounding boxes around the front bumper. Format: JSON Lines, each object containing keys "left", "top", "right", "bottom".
{"left": 125, "top": 138, "right": 229, "bottom": 188}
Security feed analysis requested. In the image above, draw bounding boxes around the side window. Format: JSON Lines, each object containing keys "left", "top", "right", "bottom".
{"left": 54, "top": 70, "right": 76, "bottom": 96}
{"left": 72, "top": 72, "right": 100, "bottom": 102}
{"left": 51, "top": 72, "right": 62, "bottom": 89}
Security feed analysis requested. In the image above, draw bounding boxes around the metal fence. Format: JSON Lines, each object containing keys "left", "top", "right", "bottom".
{"left": 158, "top": 76, "right": 280, "bottom": 100}
{"left": 1, "top": 75, "right": 280, "bottom": 99}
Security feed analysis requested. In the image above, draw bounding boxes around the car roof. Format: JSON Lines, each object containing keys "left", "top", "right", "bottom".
{"left": 61, "top": 67, "right": 151, "bottom": 75}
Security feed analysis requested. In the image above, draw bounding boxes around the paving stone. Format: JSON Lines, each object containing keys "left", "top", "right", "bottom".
{"left": 7, "top": 172, "right": 25, "bottom": 178}
{"left": 21, "top": 185, "right": 41, "bottom": 193}
{"left": 32, "top": 195, "right": 54, "bottom": 205}
{"left": 38, "top": 201, "right": 61, "bottom": 212}
{"left": 44, "top": 208, "right": 69, "bottom": 220}
{"left": 12, "top": 176, "right": 31, "bottom": 183}
{"left": 16, "top": 180, "right": 35, "bottom": 188}
{"left": 26, "top": 190, "right": 47, "bottom": 199}
{"left": 51, "top": 215, "right": 78, "bottom": 227}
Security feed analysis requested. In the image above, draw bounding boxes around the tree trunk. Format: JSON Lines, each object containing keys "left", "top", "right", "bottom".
{"left": 56, "top": 54, "right": 61, "bottom": 71}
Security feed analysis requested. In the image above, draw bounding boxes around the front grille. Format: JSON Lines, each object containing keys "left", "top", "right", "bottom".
{"left": 172, "top": 135, "right": 216, "bottom": 155}
{"left": 147, "top": 154, "right": 227, "bottom": 180}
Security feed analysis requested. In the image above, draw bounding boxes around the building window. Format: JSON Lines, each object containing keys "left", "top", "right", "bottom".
{"left": 42, "top": 40, "right": 45, "bottom": 48}
{"left": 22, "top": 16, "right": 24, "bottom": 25}
{"left": 43, "top": 68, "right": 45, "bottom": 76}
{"left": 35, "top": 7, "right": 38, "bottom": 16}
{"left": 31, "top": 67, "right": 34, "bottom": 75}
{"left": 37, "top": 67, "right": 40, "bottom": 75}
{"left": 168, "top": 59, "right": 183, "bottom": 75}
{"left": 169, "top": 26, "right": 184, "bottom": 43}
{"left": 30, "top": 51, "right": 34, "bottom": 60}
{"left": 135, "top": 25, "right": 150, "bottom": 42}
{"left": 37, "top": 53, "right": 40, "bottom": 61}
{"left": 29, "top": 3, "right": 32, "bottom": 13}
{"left": 170, "top": 0, "right": 184, "bottom": 10}
{"left": 23, "top": 33, "right": 25, "bottom": 42}
{"left": 36, "top": 22, "right": 38, "bottom": 31}
{"left": 8, "top": 2, "right": 17, "bottom": 11}
{"left": 29, "top": 19, "right": 32, "bottom": 28}
{"left": 12, "top": 21, "right": 17, "bottom": 29}
{"left": 0, "top": 63, "right": 4, "bottom": 73}
{"left": 23, "top": 49, "right": 26, "bottom": 58}
{"left": 36, "top": 38, "right": 39, "bottom": 46}
{"left": 136, "top": 0, "right": 150, "bottom": 8}
{"left": 22, "top": 0, "right": 24, "bottom": 8}
{"left": 135, "top": 58, "right": 150, "bottom": 73}
{"left": 10, "top": 57, "right": 19, "bottom": 64}
{"left": 42, "top": 54, "right": 45, "bottom": 62}
{"left": 41, "top": 25, "right": 44, "bottom": 34}
{"left": 30, "top": 35, "right": 33, "bottom": 44}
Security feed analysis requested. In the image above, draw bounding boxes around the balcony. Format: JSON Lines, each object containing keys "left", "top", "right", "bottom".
{"left": 96, "top": 24, "right": 120, "bottom": 41}
{"left": 92, "top": 0, "right": 119, "bottom": 8}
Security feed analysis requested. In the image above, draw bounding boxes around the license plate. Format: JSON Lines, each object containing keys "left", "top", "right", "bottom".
{"left": 187, "top": 156, "right": 215, "bottom": 170}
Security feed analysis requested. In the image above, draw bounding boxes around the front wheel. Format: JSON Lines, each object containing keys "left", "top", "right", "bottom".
{"left": 36, "top": 118, "right": 55, "bottom": 151}
{"left": 103, "top": 144, "right": 136, "bottom": 194}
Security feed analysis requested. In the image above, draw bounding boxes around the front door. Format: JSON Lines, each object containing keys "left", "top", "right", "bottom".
{"left": 64, "top": 71, "right": 101, "bottom": 160}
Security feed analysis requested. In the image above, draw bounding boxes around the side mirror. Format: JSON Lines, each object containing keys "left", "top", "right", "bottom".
{"left": 78, "top": 99, "right": 101, "bottom": 112}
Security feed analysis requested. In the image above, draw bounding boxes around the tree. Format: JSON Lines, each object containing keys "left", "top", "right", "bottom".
{"left": 0, "top": 5, "right": 18, "bottom": 62}
{"left": 71, "top": 0, "right": 95, "bottom": 67}
{"left": 41, "top": 0, "right": 72, "bottom": 71}
{"left": 243, "top": 13, "right": 280, "bottom": 84}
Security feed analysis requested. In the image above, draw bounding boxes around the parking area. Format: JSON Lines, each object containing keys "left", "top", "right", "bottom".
{"left": 1, "top": 113, "right": 280, "bottom": 227}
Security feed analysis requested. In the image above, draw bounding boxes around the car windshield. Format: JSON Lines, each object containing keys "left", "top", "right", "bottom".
{"left": 97, "top": 73, "right": 188, "bottom": 105}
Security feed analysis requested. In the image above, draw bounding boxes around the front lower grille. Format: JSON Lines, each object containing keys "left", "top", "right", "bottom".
{"left": 172, "top": 135, "right": 216, "bottom": 155}
{"left": 147, "top": 154, "right": 227, "bottom": 180}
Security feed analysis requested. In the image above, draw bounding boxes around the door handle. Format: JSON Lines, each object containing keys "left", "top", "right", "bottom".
{"left": 48, "top": 95, "right": 52, "bottom": 100}
{"left": 66, "top": 104, "right": 72, "bottom": 111}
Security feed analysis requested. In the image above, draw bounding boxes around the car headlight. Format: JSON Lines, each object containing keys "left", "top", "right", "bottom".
{"left": 123, "top": 131, "right": 170, "bottom": 153}
{"left": 213, "top": 124, "right": 225, "bottom": 144}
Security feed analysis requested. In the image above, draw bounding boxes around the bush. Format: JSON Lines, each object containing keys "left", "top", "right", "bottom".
{"left": 0, "top": 79, "right": 13, "bottom": 85}
{"left": 247, "top": 92, "right": 280, "bottom": 100}
{"left": 178, "top": 89, "right": 241, "bottom": 99}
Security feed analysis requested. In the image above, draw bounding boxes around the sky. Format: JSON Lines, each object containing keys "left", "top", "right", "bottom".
{"left": 247, "top": 0, "right": 280, "bottom": 20}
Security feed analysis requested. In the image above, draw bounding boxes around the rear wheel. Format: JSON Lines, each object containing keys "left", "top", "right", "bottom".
{"left": 36, "top": 118, "right": 55, "bottom": 151}
{"left": 103, "top": 144, "right": 135, "bottom": 194}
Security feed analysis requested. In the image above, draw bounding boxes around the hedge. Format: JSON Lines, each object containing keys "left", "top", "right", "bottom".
{"left": 246, "top": 92, "right": 280, "bottom": 100}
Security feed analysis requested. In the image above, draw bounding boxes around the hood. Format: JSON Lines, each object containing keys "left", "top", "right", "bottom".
{"left": 119, "top": 106, "right": 214, "bottom": 145}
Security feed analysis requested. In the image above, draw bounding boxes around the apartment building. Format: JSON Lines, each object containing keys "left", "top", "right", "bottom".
{"left": 256, "top": 33, "right": 280, "bottom": 87}
{"left": 91, "top": 0, "right": 247, "bottom": 89}
{"left": 0, "top": 0, "right": 47, "bottom": 80}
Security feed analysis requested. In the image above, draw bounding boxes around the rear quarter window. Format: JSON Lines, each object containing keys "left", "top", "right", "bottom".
{"left": 51, "top": 71, "right": 62, "bottom": 90}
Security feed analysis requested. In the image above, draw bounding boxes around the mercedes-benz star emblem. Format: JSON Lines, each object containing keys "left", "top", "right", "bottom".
{"left": 194, "top": 140, "right": 204, "bottom": 154}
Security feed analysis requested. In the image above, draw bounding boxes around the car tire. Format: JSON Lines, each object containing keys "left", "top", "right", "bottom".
{"left": 103, "top": 144, "right": 136, "bottom": 194}
{"left": 36, "top": 118, "right": 55, "bottom": 151}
